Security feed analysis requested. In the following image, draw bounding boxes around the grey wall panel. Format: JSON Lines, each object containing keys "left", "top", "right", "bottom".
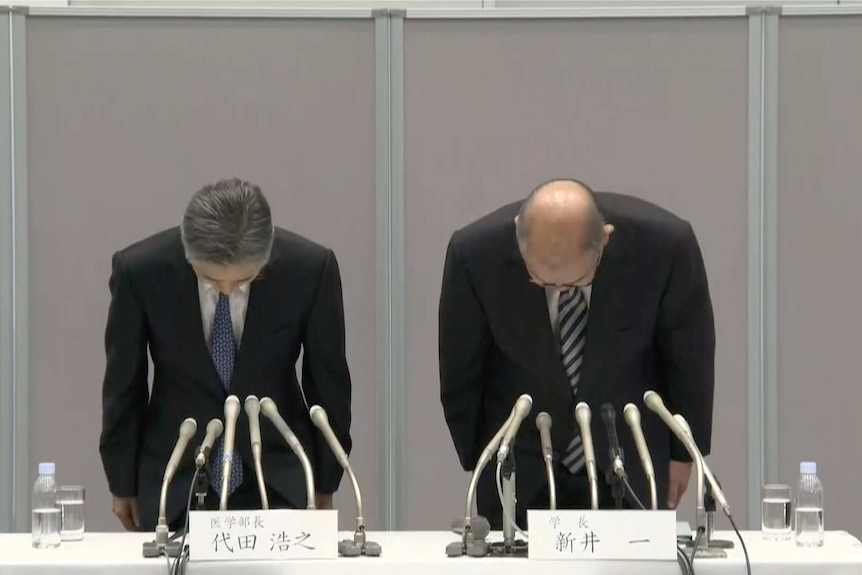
{"left": 777, "top": 16, "right": 862, "bottom": 536}
{"left": 403, "top": 17, "right": 750, "bottom": 529}
{"left": 26, "top": 16, "right": 377, "bottom": 531}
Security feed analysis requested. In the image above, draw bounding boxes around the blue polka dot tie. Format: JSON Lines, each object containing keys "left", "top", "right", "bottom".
{"left": 209, "top": 293, "right": 243, "bottom": 495}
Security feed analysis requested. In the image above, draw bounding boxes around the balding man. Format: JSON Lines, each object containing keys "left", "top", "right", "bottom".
{"left": 439, "top": 179, "right": 715, "bottom": 528}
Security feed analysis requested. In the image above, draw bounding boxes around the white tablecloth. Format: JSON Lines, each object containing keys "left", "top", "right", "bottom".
{"left": 1, "top": 530, "right": 861, "bottom": 575}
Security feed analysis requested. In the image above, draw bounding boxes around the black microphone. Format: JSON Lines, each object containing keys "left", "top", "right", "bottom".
{"left": 600, "top": 403, "right": 626, "bottom": 479}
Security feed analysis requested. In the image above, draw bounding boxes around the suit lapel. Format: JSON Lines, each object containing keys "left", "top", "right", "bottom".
{"left": 577, "top": 234, "right": 631, "bottom": 400}
{"left": 229, "top": 277, "right": 268, "bottom": 396}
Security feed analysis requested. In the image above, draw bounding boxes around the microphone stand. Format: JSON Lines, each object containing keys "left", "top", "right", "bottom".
{"left": 605, "top": 449, "right": 626, "bottom": 510}
{"left": 194, "top": 462, "right": 209, "bottom": 511}
{"left": 489, "top": 450, "right": 528, "bottom": 557}
{"left": 686, "top": 480, "right": 734, "bottom": 553}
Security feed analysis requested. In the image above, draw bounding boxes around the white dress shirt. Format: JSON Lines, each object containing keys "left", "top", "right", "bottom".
{"left": 546, "top": 285, "right": 592, "bottom": 337}
{"left": 198, "top": 280, "right": 250, "bottom": 348}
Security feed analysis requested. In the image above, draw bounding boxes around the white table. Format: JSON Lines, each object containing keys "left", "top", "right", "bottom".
{"left": 1, "top": 531, "right": 861, "bottom": 574}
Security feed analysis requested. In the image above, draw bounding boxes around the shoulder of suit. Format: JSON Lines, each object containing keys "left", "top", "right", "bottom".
{"left": 449, "top": 201, "right": 521, "bottom": 259}
{"left": 112, "top": 227, "right": 182, "bottom": 274}
{"left": 596, "top": 192, "right": 694, "bottom": 245}
{"left": 269, "top": 227, "right": 333, "bottom": 263}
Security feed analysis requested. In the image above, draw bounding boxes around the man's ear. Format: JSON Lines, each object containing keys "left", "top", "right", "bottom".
{"left": 602, "top": 223, "right": 615, "bottom": 247}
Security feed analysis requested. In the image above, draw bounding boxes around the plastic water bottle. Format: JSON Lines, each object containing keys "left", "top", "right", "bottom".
{"left": 31, "top": 462, "right": 61, "bottom": 549}
{"left": 795, "top": 461, "right": 824, "bottom": 547}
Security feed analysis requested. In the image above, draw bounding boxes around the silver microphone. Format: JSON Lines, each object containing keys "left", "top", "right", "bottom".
{"left": 195, "top": 418, "right": 224, "bottom": 468}
{"left": 219, "top": 395, "right": 241, "bottom": 511}
{"left": 535, "top": 412, "right": 556, "bottom": 510}
{"left": 623, "top": 403, "right": 657, "bottom": 510}
{"left": 496, "top": 394, "right": 533, "bottom": 462}
{"left": 574, "top": 402, "right": 599, "bottom": 510}
{"left": 447, "top": 409, "right": 517, "bottom": 557}
{"left": 156, "top": 418, "right": 197, "bottom": 544}
{"left": 244, "top": 396, "right": 269, "bottom": 510}
{"left": 673, "top": 414, "right": 730, "bottom": 515}
{"left": 643, "top": 390, "right": 706, "bottom": 529}
{"left": 310, "top": 404, "right": 381, "bottom": 557}
{"left": 259, "top": 397, "right": 316, "bottom": 509}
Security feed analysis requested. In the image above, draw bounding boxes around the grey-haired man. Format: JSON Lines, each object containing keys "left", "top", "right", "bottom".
{"left": 100, "top": 178, "right": 352, "bottom": 531}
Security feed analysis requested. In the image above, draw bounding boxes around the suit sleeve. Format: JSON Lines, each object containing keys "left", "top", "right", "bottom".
{"left": 657, "top": 222, "right": 716, "bottom": 461}
{"left": 100, "top": 252, "right": 150, "bottom": 497}
{"left": 438, "top": 235, "right": 493, "bottom": 471}
{"left": 301, "top": 249, "right": 352, "bottom": 494}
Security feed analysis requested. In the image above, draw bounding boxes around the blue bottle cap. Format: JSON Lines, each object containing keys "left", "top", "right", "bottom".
{"left": 37, "top": 462, "right": 55, "bottom": 475}
{"left": 800, "top": 461, "right": 817, "bottom": 474}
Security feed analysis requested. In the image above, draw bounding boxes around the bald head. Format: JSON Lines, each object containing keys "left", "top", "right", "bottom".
{"left": 515, "top": 179, "right": 611, "bottom": 288}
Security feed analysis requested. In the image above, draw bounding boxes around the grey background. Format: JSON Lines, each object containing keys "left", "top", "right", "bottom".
{"left": 2, "top": 4, "right": 861, "bottom": 538}
{"left": 403, "top": 17, "right": 749, "bottom": 529}
{"left": 777, "top": 15, "right": 862, "bottom": 535}
{"left": 24, "top": 17, "right": 378, "bottom": 531}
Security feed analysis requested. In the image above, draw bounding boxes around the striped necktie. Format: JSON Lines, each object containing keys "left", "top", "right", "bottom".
{"left": 558, "top": 287, "right": 589, "bottom": 473}
{"left": 209, "top": 293, "right": 243, "bottom": 495}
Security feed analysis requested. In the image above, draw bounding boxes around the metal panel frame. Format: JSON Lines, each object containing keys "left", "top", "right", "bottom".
{"left": 746, "top": 5, "right": 779, "bottom": 529}
{"left": 0, "top": 6, "right": 13, "bottom": 534}
{"left": 374, "top": 9, "right": 406, "bottom": 530}
{"left": 27, "top": 7, "right": 373, "bottom": 18}
{"left": 6, "top": 8, "right": 29, "bottom": 533}
{"left": 405, "top": 6, "right": 748, "bottom": 17}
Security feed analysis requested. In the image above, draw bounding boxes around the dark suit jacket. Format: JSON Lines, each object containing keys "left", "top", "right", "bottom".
{"left": 100, "top": 227, "right": 352, "bottom": 531}
{"left": 439, "top": 192, "right": 715, "bottom": 520}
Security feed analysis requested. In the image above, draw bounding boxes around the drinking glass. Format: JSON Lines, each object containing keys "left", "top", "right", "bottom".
{"left": 58, "top": 485, "right": 85, "bottom": 541}
{"left": 761, "top": 484, "right": 792, "bottom": 541}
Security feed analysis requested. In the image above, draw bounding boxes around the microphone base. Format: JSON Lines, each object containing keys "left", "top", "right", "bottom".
{"left": 339, "top": 538, "right": 382, "bottom": 557}
{"left": 489, "top": 539, "right": 528, "bottom": 557}
{"left": 142, "top": 539, "right": 184, "bottom": 559}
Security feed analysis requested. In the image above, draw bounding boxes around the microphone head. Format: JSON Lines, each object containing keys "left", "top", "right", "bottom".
{"left": 309, "top": 404, "right": 329, "bottom": 427}
{"left": 259, "top": 397, "right": 277, "bottom": 418}
{"left": 244, "top": 395, "right": 261, "bottom": 416}
{"left": 179, "top": 417, "right": 197, "bottom": 439}
{"left": 600, "top": 403, "right": 616, "bottom": 426}
{"left": 574, "top": 401, "right": 591, "bottom": 425}
{"left": 623, "top": 403, "right": 641, "bottom": 426}
{"left": 224, "top": 395, "right": 241, "bottom": 419}
{"left": 643, "top": 390, "right": 664, "bottom": 412}
{"left": 535, "top": 411, "right": 551, "bottom": 430}
{"left": 206, "top": 418, "right": 224, "bottom": 438}
{"left": 515, "top": 393, "right": 533, "bottom": 411}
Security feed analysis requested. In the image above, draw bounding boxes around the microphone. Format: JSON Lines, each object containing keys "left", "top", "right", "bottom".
{"left": 673, "top": 414, "right": 730, "bottom": 515}
{"left": 643, "top": 391, "right": 706, "bottom": 529}
{"left": 496, "top": 394, "right": 533, "bottom": 462}
{"left": 574, "top": 402, "right": 599, "bottom": 510}
{"left": 600, "top": 403, "right": 627, "bottom": 479}
{"left": 259, "top": 397, "right": 316, "bottom": 509}
{"left": 195, "top": 418, "right": 224, "bottom": 467}
{"left": 623, "top": 403, "right": 657, "bottom": 510}
{"left": 244, "top": 396, "right": 269, "bottom": 510}
{"left": 219, "top": 395, "right": 241, "bottom": 511}
{"left": 156, "top": 418, "right": 197, "bottom": 545}
{"left": 310, "top": 404, "right": 381, "bottom": 557}
{"left": 535, "top": 412, "right": 556, "bottom": 510}
{"left": 447, "top": 408, "right": 517, "bottom": 557}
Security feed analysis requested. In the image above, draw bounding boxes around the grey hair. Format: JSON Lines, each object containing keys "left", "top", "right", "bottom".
{"left": 181, "top": 178, "right": 274, "bottom": 266}
{"left": 516, "top": 178, "right": 605, "bottom": 255}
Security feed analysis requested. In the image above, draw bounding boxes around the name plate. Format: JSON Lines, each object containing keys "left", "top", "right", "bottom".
{"left": 527, "top": 510, "right": 677, "bottom": 561}
{"left": 188, "top": 509, "right": 338, "bottom": 561}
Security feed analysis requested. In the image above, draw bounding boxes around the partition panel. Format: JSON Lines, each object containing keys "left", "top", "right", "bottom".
{"left": 777, "top": 15, "right": 862, "bottom": 536}
{"left": 403, "top": 17, "right": 750, "bottom": 529}
{"left": 26, "top": 16, "right": 378, "bottom": 531}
